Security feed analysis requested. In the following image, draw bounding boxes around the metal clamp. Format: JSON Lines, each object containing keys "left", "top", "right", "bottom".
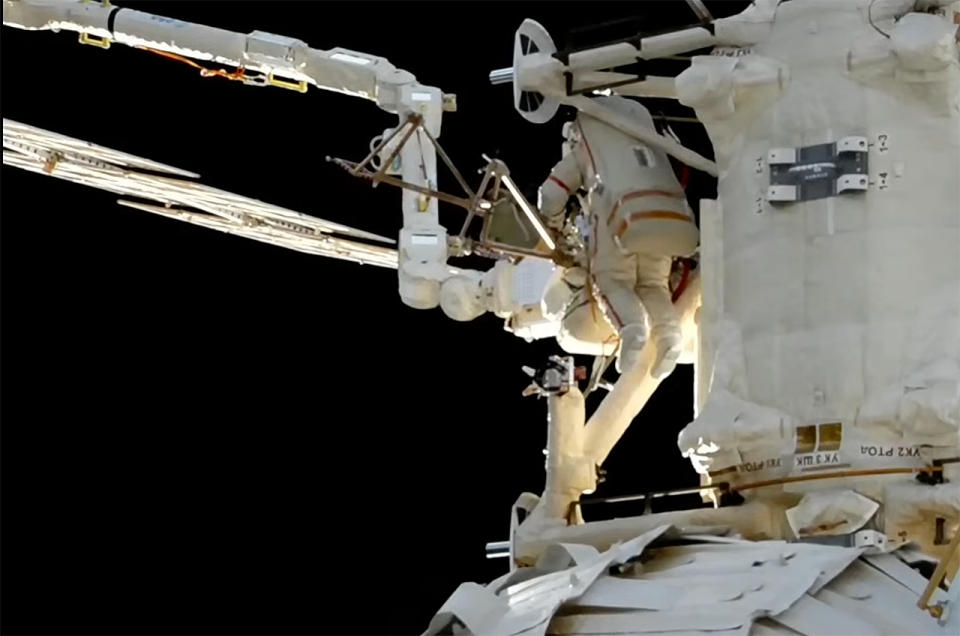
{"left": 853, "top": 530, "right": 889, "bottom": 553}
{"left": 918, "top": 524, "right": 960, "bottom": 621}
{"left": 796, "top": 530, "right": 890, "bottom": 554}
{"left": 768, "top": 137, "right": 869, "bottom": 203}
{"left": 768, "top": 147, "right": 797, "bottom": 165}
{"left": 836, "top": 174, "right": 869, "bottom": 194}
{"left": 767, "top": 185, "right": 798, "bottom": 202}
{"left": 836, "top": 136, "right": 869, "bottom": 153}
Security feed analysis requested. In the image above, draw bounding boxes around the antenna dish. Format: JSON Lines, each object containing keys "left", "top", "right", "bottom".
{"left": 512, "top": 19, "right": 560, "bottom": 124}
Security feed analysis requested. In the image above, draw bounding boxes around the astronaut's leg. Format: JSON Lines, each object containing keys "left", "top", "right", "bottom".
{"left": 635, "top": 254, "right": 682, "bottom": 380}
{"left": 590, "top": 268, "right": 649, "bottom": 373}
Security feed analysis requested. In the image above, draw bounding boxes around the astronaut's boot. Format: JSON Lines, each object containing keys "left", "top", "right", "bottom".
{"left": 615, "top": 323, "right": 648, "bottom": 373}
{"left": 650, "top": 326, "right": 683, "bottom": 380}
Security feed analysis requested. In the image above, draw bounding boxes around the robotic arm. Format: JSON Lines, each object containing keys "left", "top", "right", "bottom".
{"left": 3, "top": 0, "right": 456, "bottom": 309}
{"left": 2, "top": 1, "right": 456, "bottom": 115}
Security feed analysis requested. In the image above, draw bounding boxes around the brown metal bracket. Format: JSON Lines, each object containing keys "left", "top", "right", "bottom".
{"left": 328, "top": 156, "right": 475, "bottom": 210}
{"left": 329, "top": 113, "right": 480, "bottom": 210}
{"left": 327, "top": 122, "right": 561, "bottom": 262}
{"left": 348, "top": 114, "right": 419, "bottom": 178}
{"left": 918, "top": 523, "right": 960, "bottom": 620}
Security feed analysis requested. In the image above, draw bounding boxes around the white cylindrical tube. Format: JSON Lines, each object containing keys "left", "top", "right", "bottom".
{"left": 615, "top": 75, "right": 678, "bottom": 99}
{"left": 583, "top": 273, "right": 701, "bottom": 466}
{"left": 565, "top": 27, "right": 716, "bottom": 73}
{"left": 568, "top": 95, "right": 718, "bottom": 176}
{"left": 566, "top": 43, "right": 639, "bottom": 73}
{"left": 541, "top": 387, "right": 589, "bottom": 519}
{"left": 489, "top": 67, "right": 514, "bottom": 85}
{"left": 639, "top": 27, "right": 716, "bottom": 59}
{"left": 111, "top": 9, "right": 247, "bottom": 66}
{"left": 3, "top": 0, "right": 112, "bottom": 35}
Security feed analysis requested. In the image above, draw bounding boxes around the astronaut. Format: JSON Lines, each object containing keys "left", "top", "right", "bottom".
{"left": 537, "top": 96, "right": 699, "bottom": 379}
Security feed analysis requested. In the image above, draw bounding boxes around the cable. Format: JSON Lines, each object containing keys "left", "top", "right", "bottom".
{"left": 574, "top": 466, "right": 947, "bottom": 516}
{"left": 684, "top": 0, "right": 714, "bottom": 24}
{"left": 562, "top": 297, "right": 592, "bottom": 321}
{"left": 734, "top": 465, "right": 942, "bottom": 492}
{"left": 868, "top": 0, "right": 891, "bottom": 39}
{"left": 137, "top": 46, "right": 250, "bottom": 82}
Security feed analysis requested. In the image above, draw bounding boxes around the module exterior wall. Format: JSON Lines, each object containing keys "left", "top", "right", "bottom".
{"left": 687, "top": 1, "right": 960, "bottom": 497}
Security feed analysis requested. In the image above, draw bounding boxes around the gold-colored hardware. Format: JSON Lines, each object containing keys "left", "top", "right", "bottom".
{"left": 267, "top": 73, "right": 308, "bottom": 93}
{"left": 79, "top": 32, "right": 111, "bottom": 49}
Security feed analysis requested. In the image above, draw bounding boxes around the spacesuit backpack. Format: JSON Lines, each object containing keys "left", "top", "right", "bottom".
{"left": 577, "top": 97, "right": 699, "bottom": 258}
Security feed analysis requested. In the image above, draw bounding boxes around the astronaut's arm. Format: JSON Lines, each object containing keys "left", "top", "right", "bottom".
{"left": 536, "top": 152, "right": 582, "bottom": 231}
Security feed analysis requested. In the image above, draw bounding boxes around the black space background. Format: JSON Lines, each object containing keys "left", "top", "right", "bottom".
{"left": 2, "top": 2, "right": 748, "bottom": 634}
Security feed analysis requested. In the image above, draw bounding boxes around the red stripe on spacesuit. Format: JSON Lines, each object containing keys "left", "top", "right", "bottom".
{"left": 605, "top": 189, "right": 686, "bottom": 226}
{"left": 589, "top": 273, "right": 625, "bottom": 330}
{"left": 615, "top": 211, "right": 695, "bottom": 239}
{"left": 586, "top": 214, "right": 622, "bottom": 329}
{"left": 588, "top": 214, "right": 623, "bottom": 332}
{"left": 548, "top": 175, "right": 571, "bottom": 194}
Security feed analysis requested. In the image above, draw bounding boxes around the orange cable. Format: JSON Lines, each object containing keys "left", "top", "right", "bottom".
{"left": 733, "top": 466, "right": 943, "bottom": 493}
{"left": 138, "top": 46, "right": 248, "bottom": 82}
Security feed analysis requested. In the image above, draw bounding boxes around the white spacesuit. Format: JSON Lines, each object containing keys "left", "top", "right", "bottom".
{"left": 538, "top": 97, "right": 699, "bottom": 378}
